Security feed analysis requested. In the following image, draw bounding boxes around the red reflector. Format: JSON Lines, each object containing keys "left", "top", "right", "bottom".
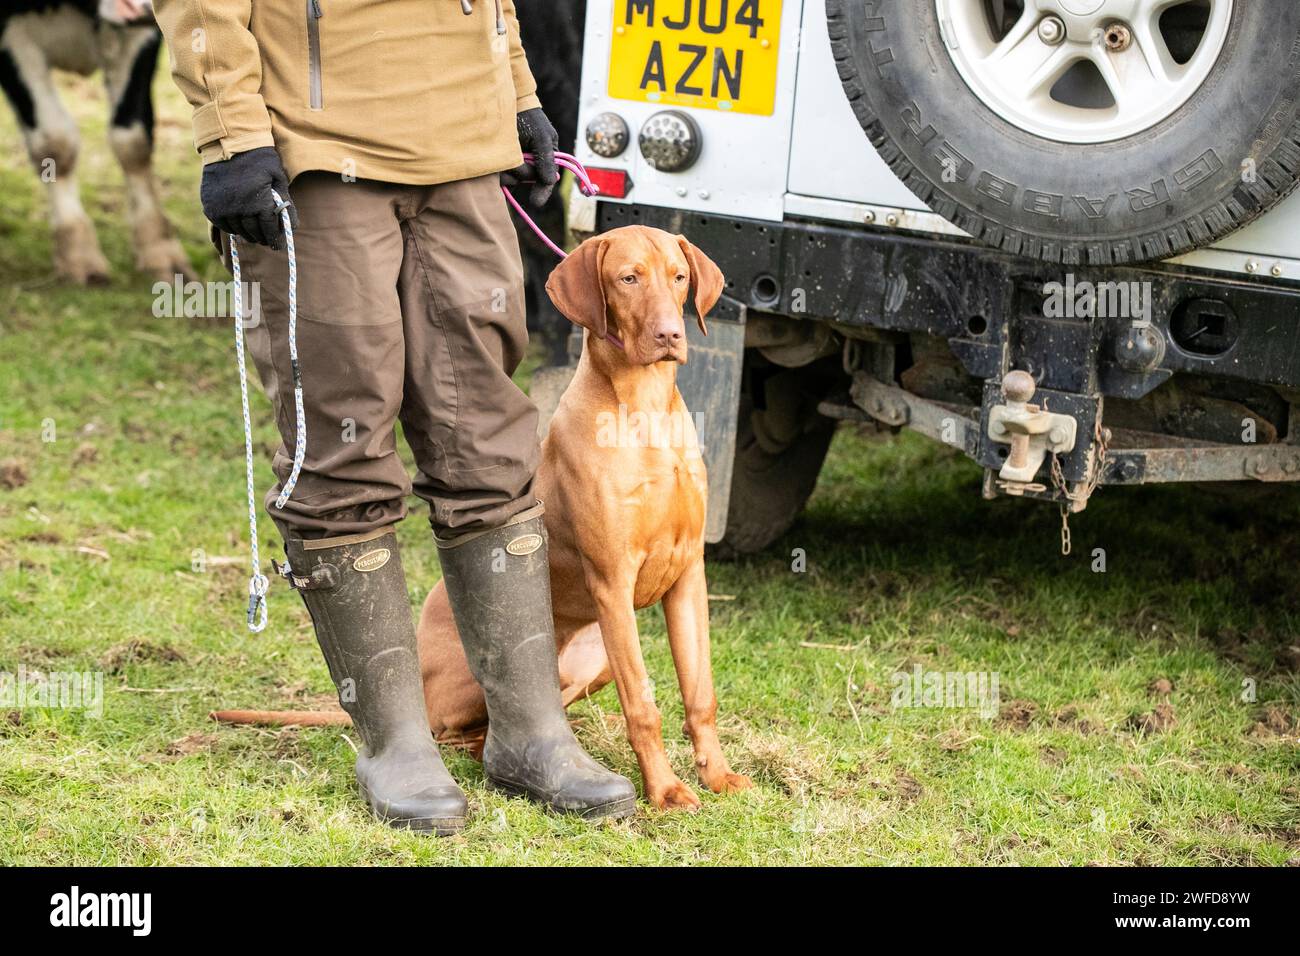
{"left": 585, "top": 167, "right": 632, "bottom": 199}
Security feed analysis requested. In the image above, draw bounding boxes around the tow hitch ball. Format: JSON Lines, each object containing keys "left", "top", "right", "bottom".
{"left": 987, "top": 371, "right": 1078, "bottom": 491}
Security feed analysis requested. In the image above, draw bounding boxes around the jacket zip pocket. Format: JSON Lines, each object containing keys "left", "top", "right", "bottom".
{"left": 306, "top": 0, "right": 323, "bottom": 110}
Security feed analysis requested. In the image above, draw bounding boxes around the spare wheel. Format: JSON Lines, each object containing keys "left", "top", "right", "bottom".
{"left": 826, "top": 0, "right": 1300, "bottom": 264}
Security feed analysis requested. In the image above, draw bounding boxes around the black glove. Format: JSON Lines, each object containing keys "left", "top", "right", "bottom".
{"left": 501, "top": 107, "right": 559, "bottom": 207}
{"left": 200, "top": 147, "right": 298, "bottom": 250}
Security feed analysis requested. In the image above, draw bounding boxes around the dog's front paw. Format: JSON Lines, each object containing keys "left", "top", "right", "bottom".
{"left": 648, "top": 778, "right": 701, "bottom": 812}
{"left": 704, "top": 771, "right": 754, "bottom": 795}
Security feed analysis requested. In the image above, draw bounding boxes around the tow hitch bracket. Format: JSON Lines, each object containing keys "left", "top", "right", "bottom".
{"left": 987, "top": 371, "right": 1078, "bottom": 489}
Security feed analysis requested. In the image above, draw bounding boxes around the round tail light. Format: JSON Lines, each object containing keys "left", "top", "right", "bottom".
{"left": 638, "top": 110, "right": 702, "bottom": 172}
{"left": 585, "top": 112, "right": 630, "bottom": 158}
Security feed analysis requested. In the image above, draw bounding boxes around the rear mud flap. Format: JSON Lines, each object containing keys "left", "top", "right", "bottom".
{"left": 678, "top": 295, "right": 746, "bottom": 542}
{"left": 531, "top": 295, "right": 747, "bottom": 543}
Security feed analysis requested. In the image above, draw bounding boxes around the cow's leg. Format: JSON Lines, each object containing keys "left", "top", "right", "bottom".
{"left": 99, "top": 26, "right": 195, "bottom": 282}
{"left": 0, "top": 39, "right": 109, "bottom": 284}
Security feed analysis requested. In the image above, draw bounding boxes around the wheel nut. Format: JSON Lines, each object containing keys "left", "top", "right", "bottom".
{"left": 1103, "top": 22, "right": 1132, "bottom": 52}
{"left": 1037, "top": 16, "right": 1066, "bottom": 46}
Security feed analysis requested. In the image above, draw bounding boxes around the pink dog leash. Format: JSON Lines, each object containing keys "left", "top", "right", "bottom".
{"left": 502, "top": 151, "right": 625, "bottom": 351}
{"left": 503, "top": 151, "right": 596, "bottom": 257}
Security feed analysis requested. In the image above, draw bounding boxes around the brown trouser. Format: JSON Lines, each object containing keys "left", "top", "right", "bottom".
{"left": 227, "top": 172, "right": 538, "bottom": 540}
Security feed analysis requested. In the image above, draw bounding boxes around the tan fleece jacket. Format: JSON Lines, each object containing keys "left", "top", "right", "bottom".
{"left": 153, "top": 0, "right": 542, "bottom": 186}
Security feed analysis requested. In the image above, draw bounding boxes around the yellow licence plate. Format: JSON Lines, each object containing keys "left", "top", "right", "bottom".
{"left": 608, "top": 0, "right": 784, "bottom": 117}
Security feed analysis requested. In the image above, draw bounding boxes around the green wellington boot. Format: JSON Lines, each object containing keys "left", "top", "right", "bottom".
{"left": 436, "top": 507, "right": 636, "bottom": 819}
{"left": 283, "top": 530, "right": 467, "bottom": 834}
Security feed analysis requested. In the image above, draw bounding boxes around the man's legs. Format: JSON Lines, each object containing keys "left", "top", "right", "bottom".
{"left": 396, "top": 174, "right": 635, "bottom": 818}
{"left": 235, "top": 174, "right": 466, "bottom": 834}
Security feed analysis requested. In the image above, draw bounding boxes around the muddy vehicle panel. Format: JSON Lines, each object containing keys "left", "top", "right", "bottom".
{"left": 553, "top": 0, "right": 1300, "bottom": 553}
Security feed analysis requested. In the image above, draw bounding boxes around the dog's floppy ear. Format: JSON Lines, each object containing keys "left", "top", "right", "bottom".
{"left": 545, "top": 237, "right": 608, "bottom": 339}
{"left": 677, "top": 236, "right": 724, "bottom": 336}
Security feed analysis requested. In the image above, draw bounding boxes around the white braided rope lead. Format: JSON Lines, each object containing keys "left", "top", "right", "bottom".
{"left": 230, "top": 188, "right": 304, "bottom": 632}
{"left": 271, "top": 187, "right": 306, "bottom": 508}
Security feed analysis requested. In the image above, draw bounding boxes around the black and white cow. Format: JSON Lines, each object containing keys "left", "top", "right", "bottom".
{"left": 0, "top": 0, "right": 191, "bottom": 284}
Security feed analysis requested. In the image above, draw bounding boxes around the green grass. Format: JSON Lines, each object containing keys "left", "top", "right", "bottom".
{"left": 1, "top": 69, "right": 1298, "bottom": 867}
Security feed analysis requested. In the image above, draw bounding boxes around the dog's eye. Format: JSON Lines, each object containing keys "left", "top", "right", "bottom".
{"left": 675, "top": 274, "right": 687, "bottom": 283}
{"left": 620, "top": 274, "right": 637, "bottom": 284}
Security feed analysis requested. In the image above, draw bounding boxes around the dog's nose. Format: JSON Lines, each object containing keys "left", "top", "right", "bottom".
{"left": 653, "top": 323, "right": 683, "bottom": 343}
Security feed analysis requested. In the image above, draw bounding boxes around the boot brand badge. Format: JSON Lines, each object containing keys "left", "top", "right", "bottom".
{"left": 505, "top": 533, "right": 543, "bottom": 556}
{"left": 353, "top": 548, "right": 391, "bottom": 573}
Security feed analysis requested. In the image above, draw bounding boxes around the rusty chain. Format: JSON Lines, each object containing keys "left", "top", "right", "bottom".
{"left": 1050, "top": 417, "right": 1110, "bottom": 556}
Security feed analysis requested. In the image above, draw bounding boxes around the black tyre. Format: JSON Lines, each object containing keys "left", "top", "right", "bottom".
{"left": 827, "top": 0, "right": 1300, "bottom": 264}
{"left": 713, "top": 360, "right": 838, "bottom": 558}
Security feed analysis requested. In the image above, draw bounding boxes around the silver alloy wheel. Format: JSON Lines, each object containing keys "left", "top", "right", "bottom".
{"left": 936, "top": 0, "right": 1233, "bottom": 143}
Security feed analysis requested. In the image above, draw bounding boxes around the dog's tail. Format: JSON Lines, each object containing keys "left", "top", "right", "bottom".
{"left": 211, "top": 709, "right": 488, "bottom": 758}
{"left": 209, "top": 709, "right": 352, "bottom": 727}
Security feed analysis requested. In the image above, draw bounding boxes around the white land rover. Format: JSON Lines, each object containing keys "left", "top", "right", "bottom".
{"left": 558, "top": 0, "right": 1300, "bottom": 554}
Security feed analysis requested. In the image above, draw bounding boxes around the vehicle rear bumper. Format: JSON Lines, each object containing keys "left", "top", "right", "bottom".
{"left": 597, "top": 200, "right": 1300, "bottom": 492}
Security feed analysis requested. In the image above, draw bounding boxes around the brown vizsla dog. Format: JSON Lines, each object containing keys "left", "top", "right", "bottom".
{"left": 417, "top": 225, "right": 753, "bottom": 810}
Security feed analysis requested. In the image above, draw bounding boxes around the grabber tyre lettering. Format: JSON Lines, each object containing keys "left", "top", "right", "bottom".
{"left": 827, "top": 0, "right": 1300, "bottom": 264}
